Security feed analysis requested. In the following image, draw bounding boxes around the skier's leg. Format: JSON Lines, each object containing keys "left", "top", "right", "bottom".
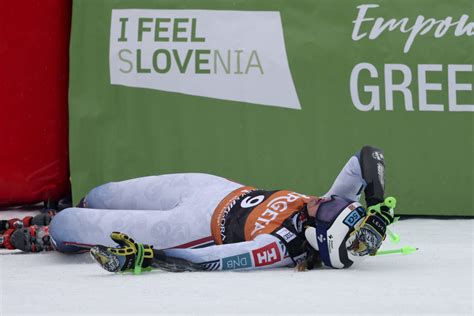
{"left": 323, "top": 145, "right": 385, "bottom": 205}
{"left": 83, "top": 173, "right": 241, "bottom": 211}
{"left": 49, "top": 206, "right": 207, "bottom": 253}
{"left": 323, "top": 155, "right": 365, "bottom": 201}
{"left": 50, "top": 178, "right": 242, "bottom": 252}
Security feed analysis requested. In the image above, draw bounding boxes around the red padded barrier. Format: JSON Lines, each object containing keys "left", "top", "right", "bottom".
{"left": 0, "top": 0, "right": 71, "bottom": 207}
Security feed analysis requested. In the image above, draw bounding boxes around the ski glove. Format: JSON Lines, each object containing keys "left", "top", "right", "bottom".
{"left": 367, "top": 198, "right": 396, "bottom": 225}
{"left": 90, "top": 232, "right": 154, "bottom": 274}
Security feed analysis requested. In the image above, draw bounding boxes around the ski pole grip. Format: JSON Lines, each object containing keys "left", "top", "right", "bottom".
{"left": 384, "top": 196, "right": 396, "bottom": 209}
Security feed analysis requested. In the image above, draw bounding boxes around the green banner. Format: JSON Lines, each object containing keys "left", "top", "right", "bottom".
{"left": 69, "top": 0, "right": 473, "bottom": 215}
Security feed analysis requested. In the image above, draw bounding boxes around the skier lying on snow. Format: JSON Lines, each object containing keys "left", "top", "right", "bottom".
{"left": 4, "top": 145, "right": 396, "bottom": 272}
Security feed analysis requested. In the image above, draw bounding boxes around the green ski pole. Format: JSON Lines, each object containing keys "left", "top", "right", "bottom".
{"left": 376, "top": 246, "right": 418, "bottom": 256}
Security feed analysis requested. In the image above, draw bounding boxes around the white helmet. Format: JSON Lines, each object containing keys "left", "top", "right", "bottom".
{"left": 304, "top": 195, "right": 367, "bottom": 268}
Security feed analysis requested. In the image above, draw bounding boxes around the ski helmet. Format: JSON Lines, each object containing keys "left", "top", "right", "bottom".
{"left": 304, "top": 195, "right": 367, "bottom": 268}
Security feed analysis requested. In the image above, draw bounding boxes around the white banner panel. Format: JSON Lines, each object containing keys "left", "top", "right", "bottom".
{"left": 110, "top": 9, "right": 301, "bottom": 109}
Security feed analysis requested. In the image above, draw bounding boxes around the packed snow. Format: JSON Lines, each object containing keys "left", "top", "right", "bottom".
{"left": 0, "top": 210, "right": 472, "bottom": 315}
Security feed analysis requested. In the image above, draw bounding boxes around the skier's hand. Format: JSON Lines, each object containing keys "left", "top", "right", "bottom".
{"left": 367, "top": 198, "right": 396, "bottom": 226}
{"left": 90, "top": 232, "right": 154, "bottom": 274}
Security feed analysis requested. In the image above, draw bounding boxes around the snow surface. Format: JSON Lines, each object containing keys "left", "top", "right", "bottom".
{"left": 0, "top": 210, "right": 472, "bottom": 316}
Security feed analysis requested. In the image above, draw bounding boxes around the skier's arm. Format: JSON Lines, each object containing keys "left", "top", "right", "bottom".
{"left": 154, "top": 234, "right": 294, "bottom": 271}
{"left": 324, "top": 145, "right": 385, "bottom": 206}
{"left": 90, "top": 233, "right": 295, "bottom": 273}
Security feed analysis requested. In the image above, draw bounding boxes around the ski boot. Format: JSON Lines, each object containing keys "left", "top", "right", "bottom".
{"left": 0, "top": 211, "right": 56, "bottom": 251}
{"left": 0, "top": 210, "right": 56, "bottom": 233}
{"left": 0, "top": 228, "right": 16, "bottom": 250}
{"left": 6, "top": 225, "right": 54, "bottom": 252}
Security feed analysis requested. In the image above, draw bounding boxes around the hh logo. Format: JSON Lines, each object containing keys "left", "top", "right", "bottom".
{"left": 252, "top": 242, "right": 281, "bottom": 267}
